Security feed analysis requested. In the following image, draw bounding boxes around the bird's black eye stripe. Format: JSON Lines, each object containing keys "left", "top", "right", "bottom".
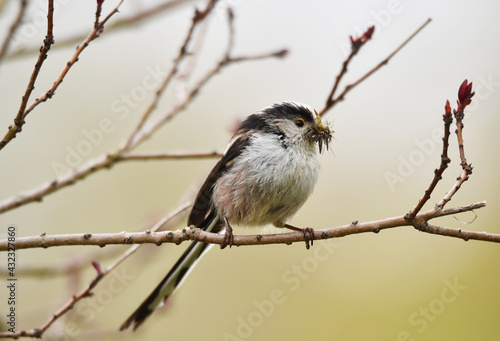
{"left": 295, "top": 118, "right": 305, "bottom": 127}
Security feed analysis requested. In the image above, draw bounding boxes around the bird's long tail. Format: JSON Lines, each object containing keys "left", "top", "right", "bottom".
{"left": 120, "top": 239, "right": 214, "bottom": 331}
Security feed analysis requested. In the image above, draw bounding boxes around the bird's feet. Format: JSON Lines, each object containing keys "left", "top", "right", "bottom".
{"left": 221, "top": 217, "right": 234, "bottom": 249}
{"left": 284, "top": 224, "right": 315, "bottom": 249}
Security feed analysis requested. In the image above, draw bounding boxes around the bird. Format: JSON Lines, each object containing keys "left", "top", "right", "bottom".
{"left": 120, "top": 101, "right": 332, "bottom": 331}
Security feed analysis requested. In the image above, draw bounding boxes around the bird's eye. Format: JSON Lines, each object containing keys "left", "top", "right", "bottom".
{"left": 295, "top": 118, "right": 305, "bottom": 127}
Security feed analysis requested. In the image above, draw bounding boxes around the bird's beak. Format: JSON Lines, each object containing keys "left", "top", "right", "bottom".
{"left": 315, "top": 110, "right": 325, "bottom": 130}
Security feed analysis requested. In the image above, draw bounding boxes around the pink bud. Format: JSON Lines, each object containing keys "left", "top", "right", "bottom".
{"left": 91, "top": 260, "right": 102, "bottom": 275}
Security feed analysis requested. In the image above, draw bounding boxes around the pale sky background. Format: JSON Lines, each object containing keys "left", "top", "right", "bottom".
{"left": 0, "top": 0, "right": 499, "bottom": 340}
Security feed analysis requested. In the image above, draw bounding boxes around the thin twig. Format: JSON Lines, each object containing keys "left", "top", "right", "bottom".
{"left": 323, "top": 25, "right": 375, "bottom": 110}
{"left": 123, "top": 0, "right": 220, "bottom": 150}
{"left": 405, "top": 101, "right": 453, "bottom": 220}
{"left": 0, "top": 0, "right": 54, "bottom": 151}
{"left": 133, "top": 48, "right": 288, "bottom": 146}
{"left": 174, "top": 7, "right": 211, "bottom": 102}
{"left": 0, "top": 0, "right": 28, "bottom": 66}
{"left": 121, "top": 150, "right": 223, "bottom": 161}
{"left": 437, "top": 80, "right": 474, "bottom": 209}
{"left": 0, "top": 0, "right": 124, "bottom": 152}
{"left": 0, "top": 148, "right": 222, "bottom": 215}
{"left": 0, "top": 53, "right": 286, "bottom": 216}
{"left": 0, "top": 15, "right": 285, "bottom": 216}
{"left": 5, "top": 0, "right": 193, "bottom": 60}
{"left": 318, "top": 18, "right": 432, "bottom": 116}
{"left": 0, "top": 202, "right": 489, "bottom": 251}
{"left": 127, "top": 7, "right": 279, "bottom": 148}
{"left": 0, "top": 203, "right": 190, "bottom": 339}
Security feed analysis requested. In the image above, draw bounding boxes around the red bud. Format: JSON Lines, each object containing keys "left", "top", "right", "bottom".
{"left": 457, "top": 79, "right": 473, "bottom": 110}
{"left": 444, "top": 100, "right": 452, "bottom": 117}
{"left": 350, "top": 26, "right": 375, "bottom": 50}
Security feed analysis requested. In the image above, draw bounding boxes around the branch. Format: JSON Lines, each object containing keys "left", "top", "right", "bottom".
{"left": 318, "top": 18, "right": 432, "bottom": 117}
{"left": 0, "top": 0, "right": 54, "bottom": 151}
{"left": 0, "top": 0, "right": 124, "bottom": 151}
{"left": 0, "top": 3, "right": 286, "bottom": 217}
{"left": 0, "top": 202, "right": 491, "bottom": 251}
{"left": 4, "top": 0, "right": 193, "bottom": 60}
{"left": 0, "top": 149, "right": 222, "bottom": 215}
{"left": 436, "top": 81, "right": 475, "bottom": 209}
{"left": 405, "top": 101, "right": 453, "bottom": 220}
{"left": 323, "top": 25, "right": 374, "bottom": 109}
{"left": 120, "top": 150, "right": 223, "bottom": 161}
{"left": 0, "top": 203, "right": 190, "bottom": 339}
{"left": 406, "top": 79, "right": 475, "bottom": 218}
{"left": 122, "top": 0, "right": 219, "bottom": 150}
{"left": 124, "top": 7, "right": 288, "bottom": 150}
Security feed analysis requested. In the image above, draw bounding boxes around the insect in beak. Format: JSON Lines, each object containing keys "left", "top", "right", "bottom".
{"left": 309, "top": 110, "right": 333, "bottom": 153}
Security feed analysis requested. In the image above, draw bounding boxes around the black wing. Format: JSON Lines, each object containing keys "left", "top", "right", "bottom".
{"left": 187, "top": 134, "right": 251, "bottom": 228}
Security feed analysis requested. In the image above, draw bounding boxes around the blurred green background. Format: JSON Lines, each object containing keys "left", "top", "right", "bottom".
{"left": 1, "top": 0, "right": 499, "bottom": 340}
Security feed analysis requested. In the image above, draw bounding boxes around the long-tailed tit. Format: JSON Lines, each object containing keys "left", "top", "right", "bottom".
{"left": 120, "top": 101, "right": 332, "bottom": 331}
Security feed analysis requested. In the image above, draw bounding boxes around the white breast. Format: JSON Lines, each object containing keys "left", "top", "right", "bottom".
{"left": 212, "top": 132, "right": 320, "bottom": 227}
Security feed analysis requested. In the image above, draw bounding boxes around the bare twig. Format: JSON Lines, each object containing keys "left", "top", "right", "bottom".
{"left": 0, "top": 202, "right": 491, "bottom": 252}
{"left": 5, "top": 0, "right": 193, "bottom": 60}
{"left": 121, "top": 150, "right": 223, "bottom": 161}
{"left": 174, "top": 7, "right": 211, "bottom": 102}
{"left": 132, "top": 47, "right": 288, "bottom": 146}
{"left": 0, "top": 47, "right": 285, "bottom": 216}
{"left": 323, "top": 25, "right": 375, "bottom": 110}
{"left": 318, "top": 18, "right": 432, "bottom": 116}
{"left": 437, "top": 80, "right": 475, "bottom": 209}
{"left": 0, "top": 0, "right": 124, "bottom": 152}
{"left": 123, "top": 0, "right": 220, "bottom": 150}
{"left": 405, "top": 101, "right": 453, "bottom": 220}
{"left": 0, "top": 203, "right": 190, "bottom": 339}
{"left": 0, "top": 0, "right": 54, "bottom": 151}
{"left": 0, "top": 5, "right": 286, "bottom": 216}
{"left": 0, "top": 0, "right": 28, "bottom": 66}
{"left": 94, "top": 0, "right": 104, "bottom": 29}
{"left": 0, "top": 148, "right": 223, "bottom": 215}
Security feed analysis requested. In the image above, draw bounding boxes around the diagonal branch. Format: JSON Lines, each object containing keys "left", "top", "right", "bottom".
{"left": 0, "top": 150, "right": 222, "bottom": 215}
{"left": 0, "top": 0, "right": 124, "bottom": 152}
{"left": 0, "top": 0, "right": 54, "bottom": 151}
{"left": 0, "top": 203, "right": 190, "bottom": 339}
{"left": 0, "top": 5, "right": 285, "bottom": 216}
{"left": 5, "top": 0, "right": 193, "bottom": 61}
{"left": 405, "top": 101, "right": 453, "bottom": 220}
{"left": 122, "top": 0, "right": 219, "bottom": 150}
{"left": 323, "top": 25, "right": 375, "bottom": 110}
{"left": 318, "top": 18, "right": 432, "bottom": 117}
